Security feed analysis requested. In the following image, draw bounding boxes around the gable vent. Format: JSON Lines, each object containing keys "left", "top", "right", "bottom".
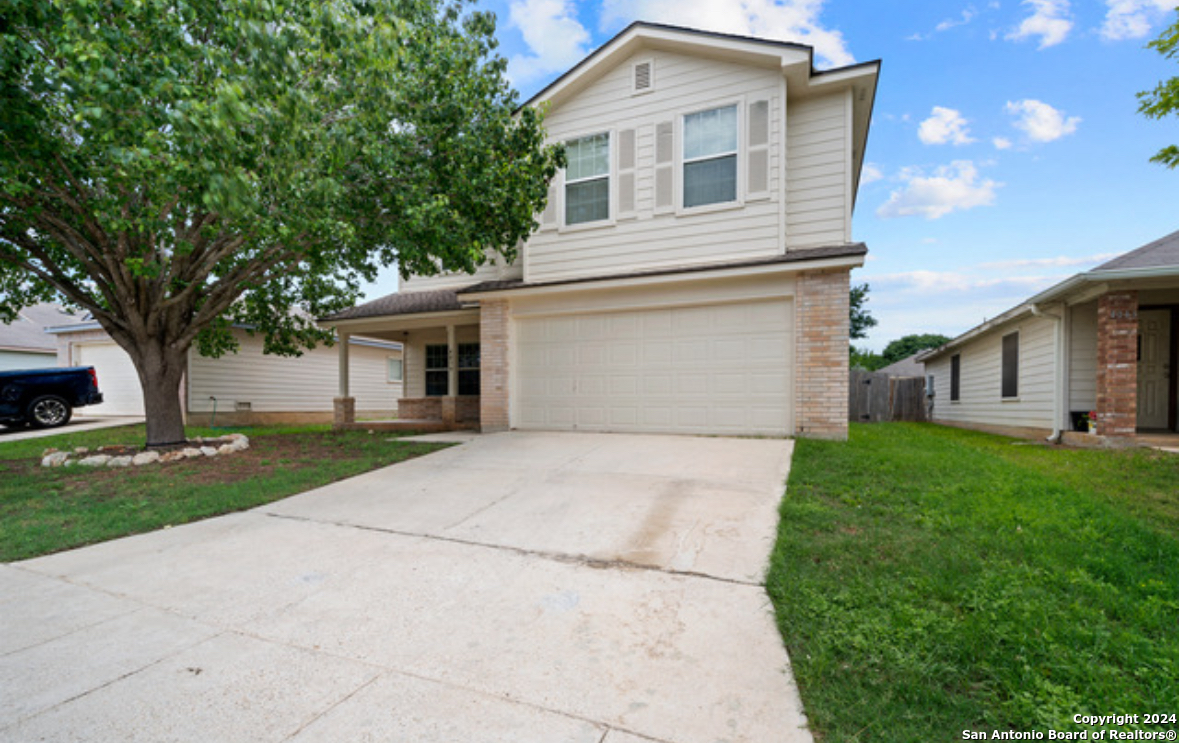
{"left": 632, "top": 61, "right": 653, "bottom": 94}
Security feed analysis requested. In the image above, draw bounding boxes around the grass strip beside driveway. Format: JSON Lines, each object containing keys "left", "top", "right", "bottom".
{"left": 0, "top": 424, "right": 448, "bottom": 562}
{"left": 767, "top": 423, "right": 1179, "bottom": 741}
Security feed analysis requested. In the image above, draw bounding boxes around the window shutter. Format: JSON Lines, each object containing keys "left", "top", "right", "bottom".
{"left": 1001, "top": 333, "right": 1019, "bottom": 398}
{"left": 654, "top": 120, "right": 674, "bottom": 213}
{"left": 540, "top": 181, "right": 558, "bottom": 230}
{"left": 747, "top": 99, "right": 770, "bottom": 198}
{"left": 617, "top": 128, "right": 636, "bottom": 217}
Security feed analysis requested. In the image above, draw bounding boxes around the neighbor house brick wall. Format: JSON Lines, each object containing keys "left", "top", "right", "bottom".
{"left": 479, "top": 299, "right": 511, "bottom": 432}
{"left": 794, "top": 269, "right": 850, "bottom": 440}
{"left": 1095, "top": 290, "right": 1138, "bottom": 437}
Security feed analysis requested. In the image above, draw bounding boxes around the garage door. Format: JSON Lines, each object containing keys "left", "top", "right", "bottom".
{"left": 515, "top": 299, "right": 793, "bottom": 435}
{"left": 74, "top": 342, "right": 144, "bottom": 416}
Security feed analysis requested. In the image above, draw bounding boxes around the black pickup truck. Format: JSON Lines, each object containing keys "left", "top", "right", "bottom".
{"left": 0, "top": 367, "right": 105, "bottom": 429}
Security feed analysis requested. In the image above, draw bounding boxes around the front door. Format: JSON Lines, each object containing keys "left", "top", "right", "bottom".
{"left": 1137, "top": 309, "right": 1171, "bottom": 430}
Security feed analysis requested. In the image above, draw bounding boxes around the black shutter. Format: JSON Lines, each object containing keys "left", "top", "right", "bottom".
{"left": 1001, "top": 333, "right": 1019, "bottom": 398}
{"left": 950, "top": 355, "right": 960, "bottom": 402}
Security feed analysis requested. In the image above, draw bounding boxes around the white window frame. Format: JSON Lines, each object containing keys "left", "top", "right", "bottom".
{"left": 677, "top": 99, "right": 744, "bottom": 216}
{"left": 387, "top": 357, "right": 403, "bottom": 383}
{"left": 560, "top": 130, "right": 615, "bottom": 232}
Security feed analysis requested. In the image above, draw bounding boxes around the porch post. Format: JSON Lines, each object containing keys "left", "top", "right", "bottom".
{"left": 1095, "top": 291, "right": 1138, "bottom": 438}
{"left": 443, "top": 324, "right": 458, "bottom": 426}
{"left": 334, "top": 330, "right": 355, "bottom": 427}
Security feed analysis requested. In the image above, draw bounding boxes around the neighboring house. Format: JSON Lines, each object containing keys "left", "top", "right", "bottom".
{"left": 322, "top": 23, "right": 880, "bottom": 440}
{"left": 876, "top": 353, "right": 925, "bottom": 378}
{"left": 919, "top": 229, "right": 1179, "bottom": 441}
{"left": 0, "top": 304, "right": 77, "bottom": 371}
{"left": 46, "top": 320, "right": 403, "bottom": 424}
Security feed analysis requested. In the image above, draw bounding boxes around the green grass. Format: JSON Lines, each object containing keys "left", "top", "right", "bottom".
{"left": 0, "top": 423, "right": 448, "bottom": 562}
{"left": 766, "top": 423, "right": 1179, "bottom": 742}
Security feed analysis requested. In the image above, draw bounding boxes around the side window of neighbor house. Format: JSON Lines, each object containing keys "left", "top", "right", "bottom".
{"left": 425, "top": 345, "right": 447, "bottom": 396}
{"left": 1001, "top": 332, "right": 1019, "bottom": 398}
{"left": 565, "top": 133, "right": 610, "bottom": 225}
{"left": 387, "top": 357, "right": 403, "bottom": 384}
{"left": 458, "top": 343, "right": 480, "bottom": 396}
{"left": 683, "top": 104, "right": 738, "bottom": 208}
{"left": 950, "top": 354, "right": 960, "bottom": 402}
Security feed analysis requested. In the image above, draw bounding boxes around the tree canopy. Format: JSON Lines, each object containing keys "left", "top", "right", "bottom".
{"left": 1139, "top": 10, "right": 1179, "bottom": 168}
{"left": 0, "top": 0, "right": 562, "bottom": 444}
{"left": 881, "top": 333, "right": 951, "bottom": 365}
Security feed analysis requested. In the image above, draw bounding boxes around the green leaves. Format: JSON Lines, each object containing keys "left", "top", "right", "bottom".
{"left": 1139, "top": 10, "right": 1179, "bottom": 168}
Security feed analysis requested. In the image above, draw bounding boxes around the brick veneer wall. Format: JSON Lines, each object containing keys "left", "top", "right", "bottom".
{"left": 479, "top": 299, "right": 511, "bottom": 432}
{"left": 397, "top": 396, "right": 480, "bottom": 423}
{"left": 1095, "top": 290, "right": 1138, "bottom": 437}
{"left": 795, "top": 269, "right": 851, "bottom": 440}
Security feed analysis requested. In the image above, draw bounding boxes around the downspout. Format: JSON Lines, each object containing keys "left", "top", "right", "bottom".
{"left": 1031, "top": 303, "right": 1066, "bottom": 443}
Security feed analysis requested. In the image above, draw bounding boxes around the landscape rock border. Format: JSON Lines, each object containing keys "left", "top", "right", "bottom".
{"left": 41, "top": 433, "right": 250, "bottom": 469}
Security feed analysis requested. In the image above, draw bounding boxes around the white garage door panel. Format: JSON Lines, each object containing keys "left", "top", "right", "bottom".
{"left": 515, "top": 299, "right": 793, "bottom": 436}
{"left": 75, "top": 342, "right": 144, "bottom": 416}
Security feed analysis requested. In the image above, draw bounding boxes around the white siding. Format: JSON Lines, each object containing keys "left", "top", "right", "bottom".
{"left": 402, "top": 325, "right": 481, "bottom": 398}
{"left": 928, "top": 314, "right": 1057, "bottom": 430}
{"left": 188, "top": 332, "right": 401, "bottom": 413}
{"left": 0, "top": 350, "right": 56, "bottom": 372}
{"left": 400, "top": 253, "right": 522, "bottom": 293}
{"left": 786, "top": 92, "right": 849, "bottom": 248}
{"left": 1068, "top": 301, "right": 1098, "bottom": 412}
{"left": 522, "top": 50, "right": 787, "bottom": 283}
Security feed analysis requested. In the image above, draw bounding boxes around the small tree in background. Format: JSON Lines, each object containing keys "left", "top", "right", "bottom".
{"left": 880, "top": 334, "right": 952, "bottom": 365}
{"left": 0, "top": 0, "right": 562, "bottom": 446}
{"left": 1139, "top": 9, "right": 1179, "bottom": 168}
{"left": 850, "top": 283, "right": 877, "bottom": 341}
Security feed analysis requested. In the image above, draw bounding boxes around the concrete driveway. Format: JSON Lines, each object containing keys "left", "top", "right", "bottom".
{"left": 1, "top": 431, "right": 808, "bottom": 743}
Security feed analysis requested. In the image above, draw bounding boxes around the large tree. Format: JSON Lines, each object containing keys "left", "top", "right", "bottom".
{"left": 1139, "top": 10, "right": 1179, "bottom": 168}
{"left": 0, "top": 0, "right": 560, "bottom": 445}
{"left": 880, "top": 333, "right": 951, "bottom": 365}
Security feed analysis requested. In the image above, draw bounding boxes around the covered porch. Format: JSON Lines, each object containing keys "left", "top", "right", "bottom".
{"left": 324, "top": 291, "right": 485, "bottom": 432}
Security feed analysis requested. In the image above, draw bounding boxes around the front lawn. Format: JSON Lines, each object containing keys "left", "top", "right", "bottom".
{"left": 767, "top": 423, "right": 1179, "bottom": 741}
{"left": 0, "top": 424, "right": 448, "bottom": 562}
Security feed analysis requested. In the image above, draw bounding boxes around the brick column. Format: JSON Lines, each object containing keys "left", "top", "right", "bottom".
{"left": 480, "top": 299, "right": 511, "bottom": 432}
{"left": 795, "top": 269, "right": 850, "bottom": 440}
{"left": 1095, "top": 290, "right": 1138, "bottom": 438}
{"left": 332, "top": 396, "right": 355, "bottom": 428}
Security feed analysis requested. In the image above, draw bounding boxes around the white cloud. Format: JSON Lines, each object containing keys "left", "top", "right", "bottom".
{"left": 1101, "top": 0, "right": 1174, "bottom": 41}
{"left": 870, "top": 270, "right": 1058, "bottom": 294}
{"left": 936, "top": 7, "right": 978, "bottom": 32}
{"left": 1005, "top": 99, "right": 1081, "bottom": 142}
{"left": 507, "top": 0, "right": 592, "bottom": 85}
{"left": 993, "top": 136, "right": 1013, "bottom": 150}
{"left": 599, "top": 0, "right": 854, "bottom": 68}
{"left": 1007, "top": 0, "right": 1073, "bottom": 48}
{"left": 876, "top": 161, "right": 1001, "bottom": 220}
{"left": 860, "top": 163, "right": 884, "bottom": 185}
{"left": 918, "top": 107, "right": 976, "bottom": 145}
{"left": 978, "top": 253, "right": 1120, "bottom": 269}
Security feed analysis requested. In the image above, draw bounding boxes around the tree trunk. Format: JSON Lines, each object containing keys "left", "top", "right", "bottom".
{"left": 130, "top": 340, "right": 189, "bottom": 447}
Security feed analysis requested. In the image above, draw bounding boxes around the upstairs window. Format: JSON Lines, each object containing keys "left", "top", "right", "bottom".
{"left": 683, "top": 104, "right": 738, "bottom": 208}
{"left": 565, "top": 133, "right": 610, "bottom": 225}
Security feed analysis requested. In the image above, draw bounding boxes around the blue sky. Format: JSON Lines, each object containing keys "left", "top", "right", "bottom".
{"left": 362, "top": 0, "right": 1179, "bottom": 352}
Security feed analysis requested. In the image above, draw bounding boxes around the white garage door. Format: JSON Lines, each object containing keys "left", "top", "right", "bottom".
{"left": 74, "top": 342, "right": 144, "bottom": 416}
{"left": 516, "top": 299, "right": 793, "bottom": 435}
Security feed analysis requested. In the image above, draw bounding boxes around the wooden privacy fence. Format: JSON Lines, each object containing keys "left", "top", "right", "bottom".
{"left": 848, "top": 370, "right": 928, "bottom": 423}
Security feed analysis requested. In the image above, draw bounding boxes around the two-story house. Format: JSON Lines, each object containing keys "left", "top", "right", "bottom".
{"left": 324, "top": 22, "right": 880, "bottom": 440}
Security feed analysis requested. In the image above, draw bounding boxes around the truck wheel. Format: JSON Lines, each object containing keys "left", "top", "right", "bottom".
{"left": 26, "top": 395, "right": 72, "bottom": 429}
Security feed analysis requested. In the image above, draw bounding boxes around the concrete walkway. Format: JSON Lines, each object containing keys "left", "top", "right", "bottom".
{"left": 0, "top": 416, "right": 143, "bottom": 443}
{"left": 1, "top": 431, "right": 808, "bottom": 743}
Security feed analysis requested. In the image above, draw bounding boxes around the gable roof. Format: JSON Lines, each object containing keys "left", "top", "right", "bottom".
{"left": 1092, "top": 228, "right": 1179, "bottom": 272}
{"left": 0, "top": 304, "right": 80, "bottom": 352}
{"left": 919, "top": 228, "right": 1179, "bottom": 362}
{"left": 521, "top": 22, "right": 881, "bottom": 202}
